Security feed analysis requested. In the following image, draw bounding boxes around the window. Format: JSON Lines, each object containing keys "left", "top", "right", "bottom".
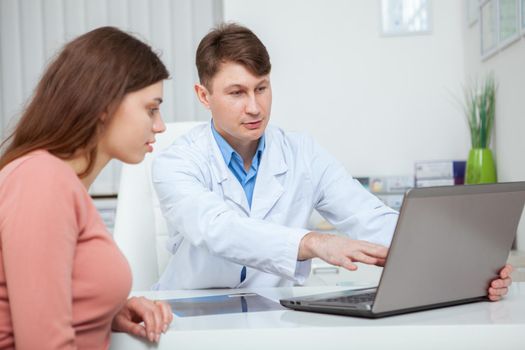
{"left": 498, "top": 0, "right": 519, "bottom": 45}
{"left": 381, "top": 0, "right": 432, "bottom": 36}
{"left": 479, "top": 0, "right": 521, "bottom": 59}
{"left": 481, "top": 0, "right": 498, "bottom": 56}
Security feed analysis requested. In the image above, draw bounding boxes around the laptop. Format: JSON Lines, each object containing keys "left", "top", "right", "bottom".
{"left": 280, "top": 182, "right": 525, "bottom": 318}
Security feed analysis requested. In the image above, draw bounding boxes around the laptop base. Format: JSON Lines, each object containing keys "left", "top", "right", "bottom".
{"left": 280, "top": 294, "right": 488, "bottom": 318}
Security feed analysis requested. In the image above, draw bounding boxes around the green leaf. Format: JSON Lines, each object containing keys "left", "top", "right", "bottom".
{"left": 462, "top": 74, "right": 496, "bottom": 149}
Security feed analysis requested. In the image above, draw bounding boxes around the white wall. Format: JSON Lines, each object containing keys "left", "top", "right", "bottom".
{"left": 223, "top": 0, "right": 469, "bottom": 177}
{"left": 462, "top": 7, "right": 525, "bottom": 249}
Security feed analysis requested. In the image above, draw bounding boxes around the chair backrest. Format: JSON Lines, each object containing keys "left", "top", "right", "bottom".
{"left": 113, "top": 121, "right": 205, "bottom": 290}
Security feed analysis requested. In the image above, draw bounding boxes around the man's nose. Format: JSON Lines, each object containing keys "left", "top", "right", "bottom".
{"left": 245, "top": 94, "right": 260, "bottom": 115}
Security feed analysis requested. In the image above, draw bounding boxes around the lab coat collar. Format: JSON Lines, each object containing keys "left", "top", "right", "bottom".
{"left": 210, "top": 120, "right": 266, "bottom": 176}
{"left": 206, "top": 124, "right": 250, "bottom": 213}
{"left": 206, "top": 123, "right": 288, "bottom": 217}
{"left": 250, "top": 130, "right": 288, "bottom": 219}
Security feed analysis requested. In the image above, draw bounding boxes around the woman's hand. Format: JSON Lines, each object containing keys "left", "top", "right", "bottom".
{"left": 112, "top": 296, "right": 173, "bottom": 343}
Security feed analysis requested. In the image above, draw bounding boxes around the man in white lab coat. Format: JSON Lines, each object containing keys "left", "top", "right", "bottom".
{"left": 152, "top": 23, "right": 512, "bottom": 299}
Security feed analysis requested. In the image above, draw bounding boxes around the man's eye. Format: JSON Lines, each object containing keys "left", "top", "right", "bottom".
{"left": 256, "top": 86, "right": 267, "bottom": 93}
{"left": 230, "top": 91, "right": 242, "bottom": 96}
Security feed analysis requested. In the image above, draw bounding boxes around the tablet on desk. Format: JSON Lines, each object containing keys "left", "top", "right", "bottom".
{"left": 166, "top": 292, "right": 285, "bottom": 317}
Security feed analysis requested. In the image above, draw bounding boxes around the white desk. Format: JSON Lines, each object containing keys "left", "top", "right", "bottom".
{"left": 110, "top": 283, "right": 525, "bottom": 350}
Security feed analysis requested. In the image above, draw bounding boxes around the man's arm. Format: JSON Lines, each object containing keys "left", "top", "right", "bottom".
{"left": 297, "top": 134, "right": 512, "bottom": 299}
{"left": 152, "top": 144, "right": 310, "bottom": 282}
{"left": 298, "top": 231, "right": 388, "bottom": 269}
{"left": 301, "top": 134, "right": 398, "bottom": 248}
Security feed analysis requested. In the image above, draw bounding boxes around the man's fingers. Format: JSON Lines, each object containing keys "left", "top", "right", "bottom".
{"left": 347, "top": 241, "right": 389, "bottom": 266}
{"left": 375, "top": 257, "right": 387, "bottom": 267}
{"left": 489, "top": 287, "right": 508, "bottom": 297}
{"left": 488, "top": 294, "right": 501, "bottom": 302}
{"left": 502, "top": 277, "right": 512, "bottom": 287}
{"left": 360, "top": 243, "right": 389, "bottom": 259}
{"left": 316, "top": 236, "right": 389, "bottom": 270}
{"left": 340, "top": 258, "right": 358, "bottom": 271}
{"left": 500, "top": 264, "right": 513, "bottom": 278}
{"left": 491, "top": 277, "right": 512, "bottom": 288}
{"left": 351, "top": 251, "right": 380, "bottom": 265}
{"left": 488, "top": 272, "right": 512, "bottom": 301}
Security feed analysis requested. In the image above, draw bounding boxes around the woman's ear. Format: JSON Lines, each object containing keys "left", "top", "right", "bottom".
{"left": 194, "top": 84, "right": 211, "bottom": 109}
{"left": 99, "top": 111, "right": 109, "bottom": 123}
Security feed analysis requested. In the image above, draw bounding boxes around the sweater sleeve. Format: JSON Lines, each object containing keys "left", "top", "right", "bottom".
{"left": 0, "top": 158, "right": 79, "bottom": 349}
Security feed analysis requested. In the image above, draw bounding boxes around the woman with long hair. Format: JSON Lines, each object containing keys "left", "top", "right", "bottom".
{"left": 0, "top": 26, "right": 173, "bottom": 349}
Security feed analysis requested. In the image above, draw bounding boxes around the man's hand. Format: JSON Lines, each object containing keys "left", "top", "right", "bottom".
{"left": 488, "top": 264, "right": 513, "bottom": 301}
{"left": 112, "top": 296, "right": 173, "bottom": 343}
{"left": 298, "top": 232, "right": 389, "bottom": 270}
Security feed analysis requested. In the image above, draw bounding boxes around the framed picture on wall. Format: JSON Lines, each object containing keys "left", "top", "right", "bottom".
{"left": 467, "top": 0, "right": 479, "bottom": 26}
{"left": 498, "top": 0, "right": 520, "bottom": 46}
{"left": 380, "top": 0, "right": 432, "bottom": 36}
{"left": 480, "top": 0, "right": 498, "bottom": 57}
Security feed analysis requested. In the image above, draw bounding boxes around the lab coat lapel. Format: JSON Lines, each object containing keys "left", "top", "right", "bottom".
{"left": 206, "top": 127, "right": 250, "bottom": 215}
{"left": 251, "top": 132, "right": 287, "bottom": 219}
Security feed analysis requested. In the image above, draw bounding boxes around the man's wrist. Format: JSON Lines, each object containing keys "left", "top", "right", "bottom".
{"left": 298, "top": 231, "right": 319, "bottom": 261}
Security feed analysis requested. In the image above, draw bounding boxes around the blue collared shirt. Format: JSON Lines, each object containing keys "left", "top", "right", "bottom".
{"left": 211, "top": 122, "right": 265, "bottom": 208}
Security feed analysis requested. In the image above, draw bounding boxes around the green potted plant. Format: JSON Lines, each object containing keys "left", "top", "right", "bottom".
{"left": 463, "top": 74, "right": 497, "bottom": 184}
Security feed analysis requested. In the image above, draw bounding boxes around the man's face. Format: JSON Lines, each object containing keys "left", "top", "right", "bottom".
{"left": 195, "top": 61, "right": 272, "bottom": 149}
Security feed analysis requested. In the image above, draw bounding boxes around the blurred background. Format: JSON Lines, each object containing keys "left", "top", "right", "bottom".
{"left": 0, "top": 0, "right": 524, "bottom": 248}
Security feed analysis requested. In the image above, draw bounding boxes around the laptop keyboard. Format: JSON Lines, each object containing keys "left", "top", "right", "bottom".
{"left": 317, "top": 292, "right": 376, "bottom": 304}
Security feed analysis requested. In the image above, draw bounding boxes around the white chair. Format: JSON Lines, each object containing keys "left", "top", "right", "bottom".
{"left": 113, "top": 121, "right": 205, "bottom": 290}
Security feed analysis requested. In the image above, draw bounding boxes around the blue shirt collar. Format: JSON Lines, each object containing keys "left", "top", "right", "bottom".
{"left": 211, "top": 120, "right": 266, "bottom": 170}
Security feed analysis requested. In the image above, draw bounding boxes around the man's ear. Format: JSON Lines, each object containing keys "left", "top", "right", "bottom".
{"left": 194, "top": 83, "right": 211, "bottom": 109}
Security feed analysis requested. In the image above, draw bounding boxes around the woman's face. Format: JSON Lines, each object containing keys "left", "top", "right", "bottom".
{"left": 98, "top": 81, "right": 166, "bottom": 164}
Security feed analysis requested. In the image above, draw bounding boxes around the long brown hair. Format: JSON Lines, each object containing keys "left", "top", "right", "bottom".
{"left": 0, "top": 26, "right": 169, "bottom": 176}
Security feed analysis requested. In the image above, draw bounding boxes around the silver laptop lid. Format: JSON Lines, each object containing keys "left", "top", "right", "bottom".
{"left": 372, "top": 182, "right": 525, "bottom": 313}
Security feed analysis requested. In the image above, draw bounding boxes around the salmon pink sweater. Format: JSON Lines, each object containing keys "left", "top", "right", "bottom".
{"left": 0, "top": 151, "right": 131, "bottom": 349}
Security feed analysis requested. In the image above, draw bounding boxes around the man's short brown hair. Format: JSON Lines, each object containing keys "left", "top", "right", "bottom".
{"left": 196, "top": 23, "right": 271, "bottom": 91}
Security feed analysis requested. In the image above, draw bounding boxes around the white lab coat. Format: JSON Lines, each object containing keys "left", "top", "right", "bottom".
{"left": 152, "top": 123, "right": 398, "bottom": 290}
